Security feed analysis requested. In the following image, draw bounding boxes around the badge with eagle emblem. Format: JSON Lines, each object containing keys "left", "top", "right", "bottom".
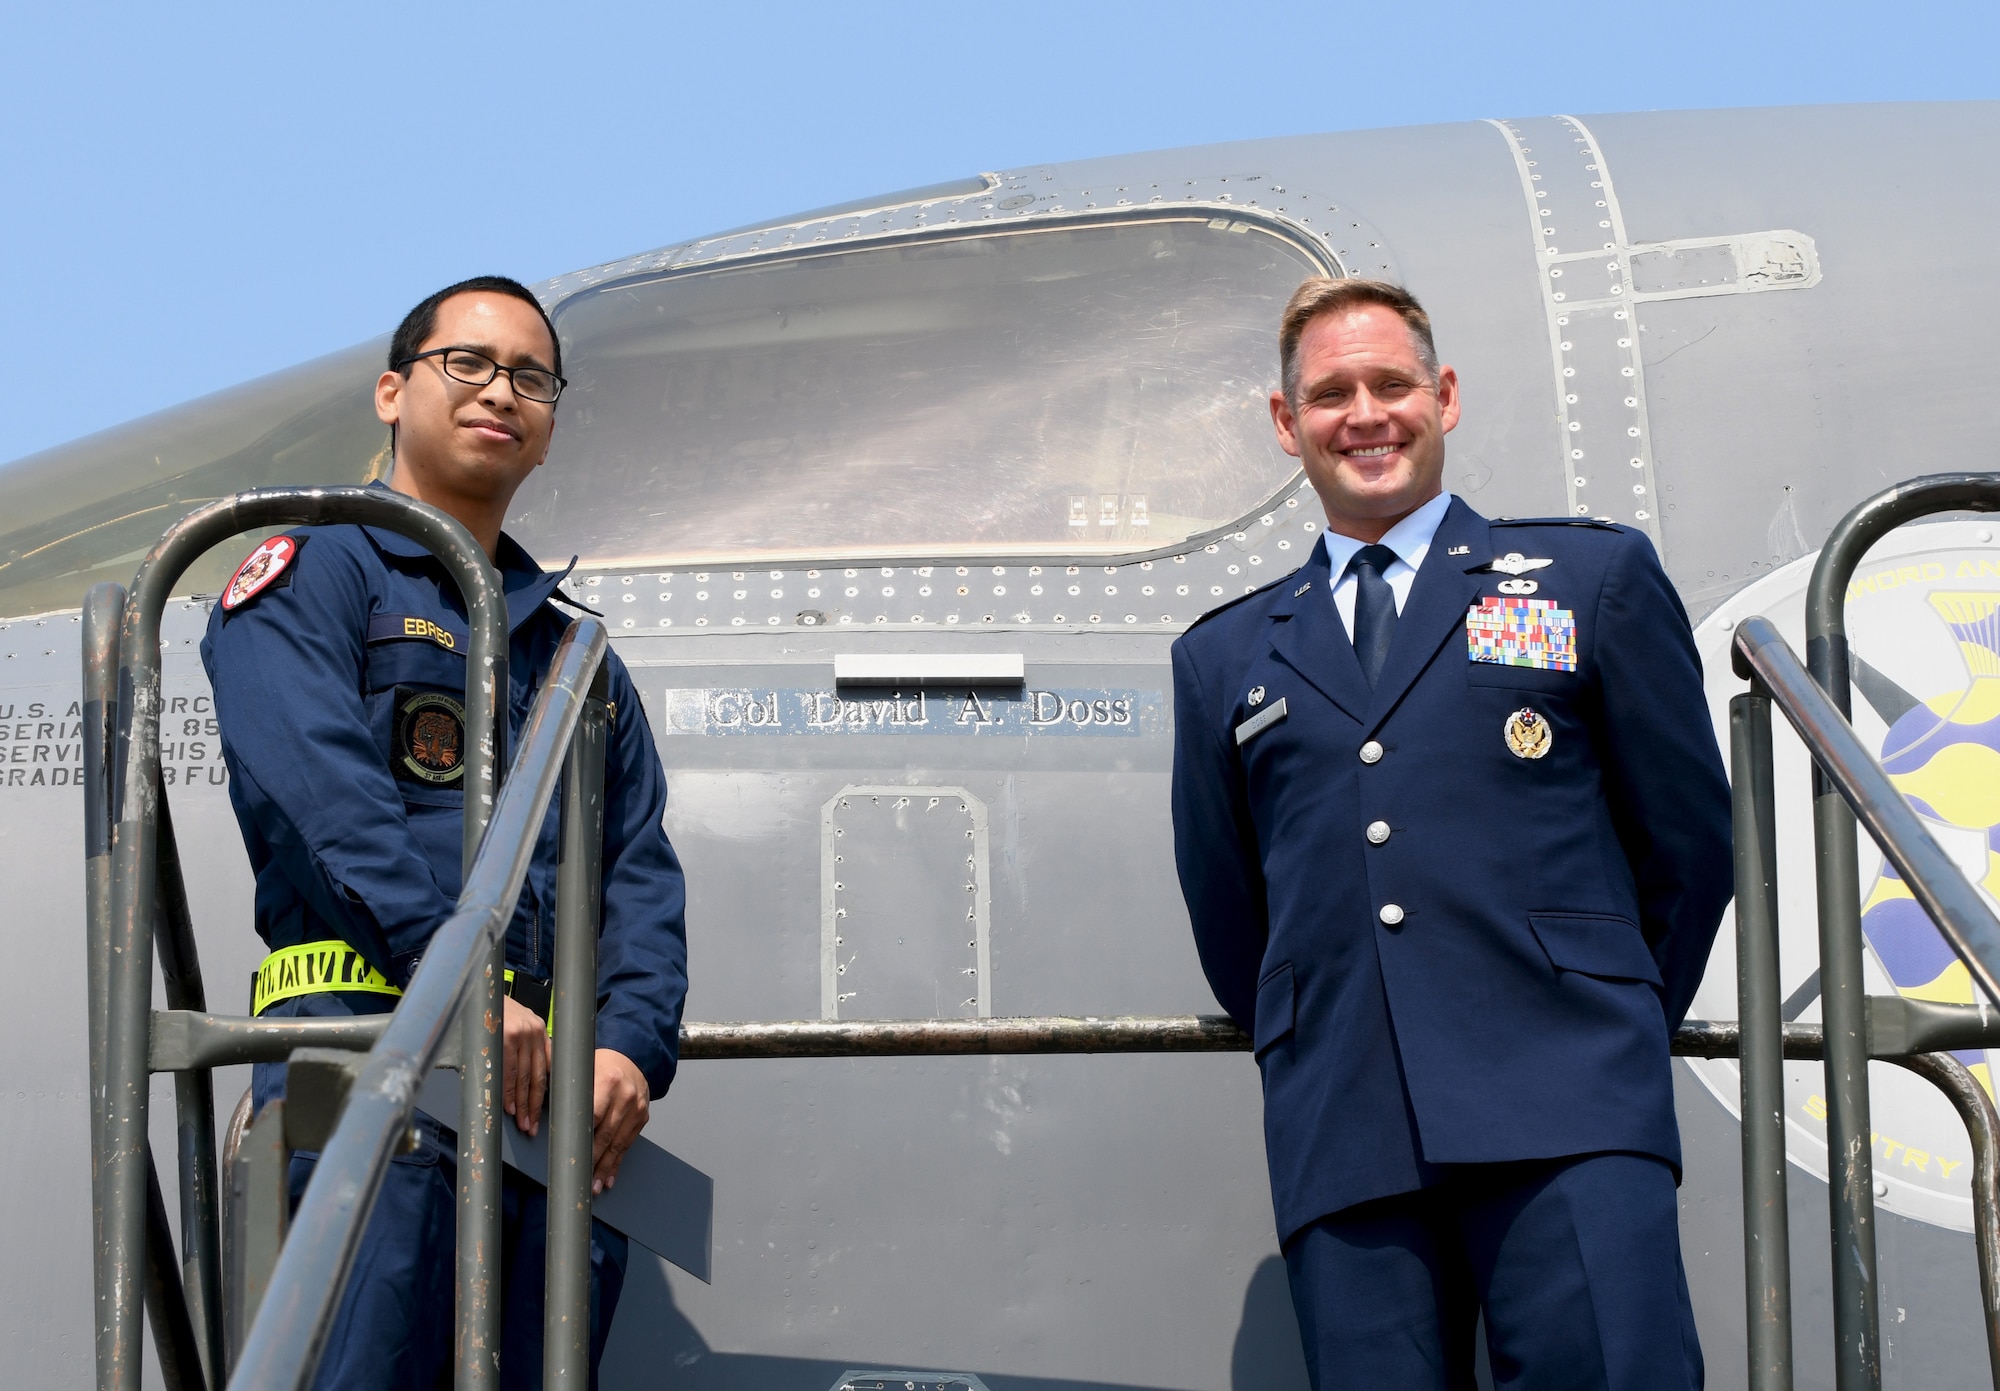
{"left": 1504, "top": 707, "right": 1552, "bottom": 760}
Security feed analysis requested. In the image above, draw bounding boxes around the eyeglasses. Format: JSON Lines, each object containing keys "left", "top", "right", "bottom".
{"left": 397, "top": 347, "right": 567, "bottom": 404}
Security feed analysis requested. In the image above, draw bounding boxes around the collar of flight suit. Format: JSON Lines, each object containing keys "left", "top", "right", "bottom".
{"left": 356, "top": 484, "right": 578, "bottom": 636}
{"left": 1265, "top": 496, "right": 1494, "bottom": 734}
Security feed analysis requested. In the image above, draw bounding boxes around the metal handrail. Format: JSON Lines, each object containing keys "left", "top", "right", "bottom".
{"left": 545, "top": 663, "right": 609, "bottom": 1384}
{"left": 676, "top": 1014, "right": 1253, "bottom": 1058}
{"left": 82, "top": 587, "right": 120, "bottom": 1381}
{"left": 226, "top": 616, "right": 609, "bottom": 1391}
{"left": 1732, "top": 618, "right": 2000, "bottom": 1004}
{"left": 1807, "top": 473, "right": 2000, "bottom": 1390}
{"left": 1729, "top": 687, "right": 1793, "bottom": 1389}
{"left": 87, "top": 487, "right": 509, "bottom": 1391}
{"left": 1728, "top": 630, "right": 2000, "bottom": 1391}
{"left": 1752, "top": 471, "right": 2000, "bottom": 1391}
{"left": 96, "top": 474, "right": 2000, "bottom": 1390}
{"left": 1678, "top": 1012, "right": 2000, "bottom": 1390}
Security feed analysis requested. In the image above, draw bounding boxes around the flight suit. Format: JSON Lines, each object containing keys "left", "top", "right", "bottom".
{"left": 1170, "top": 496, "right": 1731, "bottom": 1389}
{"left": 201, "top": 492, "right": 689, "bottom": 1390}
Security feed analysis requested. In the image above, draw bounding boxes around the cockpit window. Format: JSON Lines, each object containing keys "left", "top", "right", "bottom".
{"left": 508, "top": 214, "right": 1323, "bottom": 567}
{"left": 0, "top": 345, "right": 386, "bottom": 620}
{"left": 0, "top": 211, "right": 1327, "bottom": 619}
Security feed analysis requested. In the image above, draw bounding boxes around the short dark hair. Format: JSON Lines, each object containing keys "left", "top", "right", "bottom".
{"left": 388, "top": 275, "right": 562, "bottom": 378}
{"left": 1278, "top": 277, "right": 1438, "bottom": 404}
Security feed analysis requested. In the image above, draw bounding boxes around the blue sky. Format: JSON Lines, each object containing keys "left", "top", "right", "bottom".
{"left": 4, "top": 0, "right": 1996, "bottom": 465}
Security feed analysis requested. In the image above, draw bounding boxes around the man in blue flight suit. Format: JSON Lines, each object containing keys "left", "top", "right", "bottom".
{"left": 1170, "top": 278, "right": 1731, "bottom": 1390}
{"left": 201, "top": 275, "right": 689, "bottom": 1389}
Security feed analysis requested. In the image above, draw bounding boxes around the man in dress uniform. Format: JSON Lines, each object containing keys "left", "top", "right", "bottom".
{"left": 1170, "top": 277, "right": 1731, "bottom": 1390}
{"left": 202, "top": 276, "right": 689, "bottom": 1388}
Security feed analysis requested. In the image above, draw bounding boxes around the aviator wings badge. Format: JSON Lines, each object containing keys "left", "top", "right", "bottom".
{"left": 1478, "top": 552, "right": 1553, "bottom": 596}
{"left": 1484, "top": 552, "right": 1553, "bottom": 576}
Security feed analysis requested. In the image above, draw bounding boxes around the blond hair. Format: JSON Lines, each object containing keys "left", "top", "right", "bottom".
{"left": 1278, "top": 277, "right": 1438, "bottom": 403}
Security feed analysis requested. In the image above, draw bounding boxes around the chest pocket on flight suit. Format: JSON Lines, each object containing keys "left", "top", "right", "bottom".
{"left": 365, "top": 639, "right": 470, "bottom": 808}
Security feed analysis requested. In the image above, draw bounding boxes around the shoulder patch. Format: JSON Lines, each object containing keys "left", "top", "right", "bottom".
{"left": 221, "top": 535, "right": 304, "bottom": 613}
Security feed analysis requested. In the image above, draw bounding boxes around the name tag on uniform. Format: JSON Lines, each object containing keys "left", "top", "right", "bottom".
{"left": 367, "top": 614, "right": 466, "bottom": 652}
{"left": 1466, "top": 598, "right": 1577, "bottom": 671}
{"left": 1235, "top": 697, "right": 1288, "bottom": 746}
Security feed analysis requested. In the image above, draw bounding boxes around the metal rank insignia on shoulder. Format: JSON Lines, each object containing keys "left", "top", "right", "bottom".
{"left": 1504, "top": 707, "right": 1552, "bottom": 760}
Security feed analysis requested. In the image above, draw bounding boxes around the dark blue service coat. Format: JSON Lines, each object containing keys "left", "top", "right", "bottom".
{"left": 200, "top": 506, "right": 689, "bottom": 1097}
{"left": 1170, "top": 497, "right": 1731, "bottom": 1242}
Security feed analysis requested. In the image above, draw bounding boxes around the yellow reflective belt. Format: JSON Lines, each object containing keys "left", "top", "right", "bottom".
{"left": 249, "top": 949, "right": 553, "bottom": 1037}
{"left": 504, "top": 968, "right": 556, "bottom": 1038}
{"left": 250, "top": 942, "right": 402, "bottom": 1016}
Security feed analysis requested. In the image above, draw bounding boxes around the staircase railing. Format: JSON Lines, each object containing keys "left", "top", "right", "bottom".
{"left": 84, "top": 485, "right": 613, "bottom": 1391}
{"left": 92, "top": 475, "right": 2000, "bottom": 1391}
{"left": 1723, "top": 471, "right": 2000, "bottom": 1391}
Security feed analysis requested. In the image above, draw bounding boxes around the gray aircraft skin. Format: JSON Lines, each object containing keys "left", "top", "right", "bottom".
{"left": 3, "top": 101, "right": 1998, "bottom": 1390}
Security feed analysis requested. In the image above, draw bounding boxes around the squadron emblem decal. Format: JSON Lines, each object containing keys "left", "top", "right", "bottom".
{"left": 221, "top": 535, "right": 300, "bottom": 612}
{"left": 1504, "top": 707, "right": 1552, "bottom": 759}
{"left": 394, "top": 689, "right": 466, "bottom": 785}
{"left": 1682, "top": 526, "right": 2000, "bottom": 1233}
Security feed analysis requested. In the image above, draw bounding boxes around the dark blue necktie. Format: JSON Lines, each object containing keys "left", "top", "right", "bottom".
{"left": 1349, "top": 544, "right": 1399, "bottom": 688}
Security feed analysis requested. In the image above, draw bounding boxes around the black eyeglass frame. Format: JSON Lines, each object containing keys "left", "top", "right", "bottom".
{"left": 395, "top": 346, "right": 568, "bottom": 404}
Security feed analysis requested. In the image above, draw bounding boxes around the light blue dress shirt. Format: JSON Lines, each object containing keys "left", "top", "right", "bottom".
{"left": 1319, "top": 489, "right": 1455, "bottom": 640}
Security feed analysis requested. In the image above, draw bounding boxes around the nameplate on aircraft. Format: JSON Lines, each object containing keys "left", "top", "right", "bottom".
{"left": 656, "top": 686, "right": 1161, "bottom": 737}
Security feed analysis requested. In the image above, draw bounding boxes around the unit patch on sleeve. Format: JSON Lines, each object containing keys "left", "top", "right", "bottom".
{"left": 1466, "top": 597, "right": 1578, "bottom": 671}
{"left": 220, "top": 535, "right": 302, "bottom": 612}
{"left": 393, "top": 688, "right": 467, "bottom": 785}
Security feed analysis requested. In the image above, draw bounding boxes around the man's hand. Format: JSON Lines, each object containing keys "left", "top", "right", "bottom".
{"left": 502, "top": 995, "right": 551, "bottom": 1137}
{"left": 591, "top": 1049, "right": 649, "bottom": 1194}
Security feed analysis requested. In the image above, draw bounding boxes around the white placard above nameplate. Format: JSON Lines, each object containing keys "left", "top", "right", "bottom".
{"left": 833, "top": 654, "right": 1026, "bottom": 688}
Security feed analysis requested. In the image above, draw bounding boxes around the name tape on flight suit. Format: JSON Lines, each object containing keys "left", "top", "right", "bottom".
{"left": 366, "top": 614, "right": 465, "bottom": 651}
{"left": 1466, "top": 598, "right": 1577, "bottom": 671}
